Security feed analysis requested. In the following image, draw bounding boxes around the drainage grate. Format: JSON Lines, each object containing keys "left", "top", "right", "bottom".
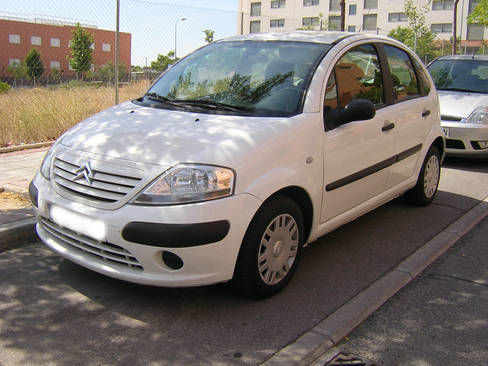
{"left": 325, "top": 353, "right": 375, "bottom": 366}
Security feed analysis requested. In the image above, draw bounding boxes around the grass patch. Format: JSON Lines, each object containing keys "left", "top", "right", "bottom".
{"left": 0, "top": 80, "right": 151, "bottom": 147}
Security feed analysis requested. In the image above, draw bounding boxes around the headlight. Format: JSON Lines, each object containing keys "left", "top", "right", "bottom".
{"left": 466, "top": 106, "right": 488, "bottom": 124}
{"left": 40, "top": 142, "right": 59, "bottom": 180}
{"left": 132, "top": 164, "right": 235, "bottom": 205}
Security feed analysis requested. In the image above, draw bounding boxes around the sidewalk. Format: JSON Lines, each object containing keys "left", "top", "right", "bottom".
{"left": 314, "top": 216, "right": 488, "bottom": 366}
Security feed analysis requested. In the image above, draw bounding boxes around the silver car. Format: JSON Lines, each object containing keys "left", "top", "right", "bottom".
{"left": 427, "top": 55, "right": 488, "bottom": 157}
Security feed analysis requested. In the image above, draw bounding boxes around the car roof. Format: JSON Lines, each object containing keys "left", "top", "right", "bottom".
{"left": 435, "top": 55, "right": 488, "bottom": 61}
{"left": 219, "top": 31, "right": 391, "bottom": 45}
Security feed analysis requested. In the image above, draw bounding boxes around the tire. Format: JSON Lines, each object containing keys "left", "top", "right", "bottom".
{"left": 406, "top": 145, "right": 441, "bottom": 206}
{"left": 233, "top": 195, "right": 305, "bottom": 298}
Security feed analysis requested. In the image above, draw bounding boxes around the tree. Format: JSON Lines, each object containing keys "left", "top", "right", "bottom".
{"left": 388, "top": 0, "right": 436, "bottom": 59}
{"left": 25, "top": 49, "right": 44, "bottom": 84}
{"left": 203, "top": 29, "right": 215, "bottom": 43}
{"left": 69, "top": 23, "right": 94, "bottom": 77}
{"left": 7, "top": 62, "right": 27, "bottom": 80}
{"left": 150, "top": 51, "right": 178, "bottom": 72}
{"left": 468, "top": 0, "right": 488, "bottom": 26}
{"left": 97, "top": 61, "right": 128, "bottom": 82}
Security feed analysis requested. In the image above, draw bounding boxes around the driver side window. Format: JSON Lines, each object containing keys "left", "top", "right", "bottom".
{"left": 324, "top": 44, "right": 384, "bottom": 130}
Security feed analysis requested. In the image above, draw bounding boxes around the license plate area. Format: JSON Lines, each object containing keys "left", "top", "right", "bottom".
{"left": 48, "top": 204, "right": 106, "bottom": 241}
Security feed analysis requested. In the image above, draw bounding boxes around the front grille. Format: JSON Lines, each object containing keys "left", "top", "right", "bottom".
{"left": 441, "top": 115, "right": 462, "bottom": 122}
{"left": 53, "top": 156, "right": 142, "bottom": 204}
{"left": 446, "top": 139, "right": 465, "bottom": 150}
{"left": 40, "top": 217, "right": 143, "bottom": 271}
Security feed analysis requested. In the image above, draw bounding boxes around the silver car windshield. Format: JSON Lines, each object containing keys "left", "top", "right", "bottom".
{"left": 428, "top": 59, "right": 488, "bottom": 94}
{"left": 144, "top": 41, "right": 330, "bottom": 116}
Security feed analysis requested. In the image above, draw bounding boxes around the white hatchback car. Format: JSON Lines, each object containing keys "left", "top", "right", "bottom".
{"left": 427, "top": 55, "right": 488, "bottom": 157}
{"left": 30, "top": 32, "right": 445, "bottom": 297}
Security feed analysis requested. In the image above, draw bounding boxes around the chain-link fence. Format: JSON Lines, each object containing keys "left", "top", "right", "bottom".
{"left": 1, "top": 0, "right": 238, "bottom": 87}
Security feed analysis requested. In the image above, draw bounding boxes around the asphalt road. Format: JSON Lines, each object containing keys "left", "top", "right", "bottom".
{"left": 1, "top": 157, "right": 487, "bottom": 366}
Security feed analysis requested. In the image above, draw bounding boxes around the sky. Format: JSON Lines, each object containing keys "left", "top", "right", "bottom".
{"left": 0, "top": 0, "right": 239, "bottom": 66}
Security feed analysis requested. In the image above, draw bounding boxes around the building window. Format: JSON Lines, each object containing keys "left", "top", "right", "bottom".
{"left": 363, "top": 14, "right": 377, "bottom": 30}
{"left": 328, "top": 16, "right": 341, "bottom": 30}
{"left": 431, "top": 23, "right": 452, "bottom": 33}
{"left": 50, "top": 38, "right": 60, "bottom": 47}
{"left": 302, "top": 17, "right": 320, "bottom": 26}
{"left": 68, "top": 40, "right": 73, "bottom": 48}
{"left": 31, "top": 36, "right": 42, "bottom": 46}
{"left": 102, "top": 43, "right": 111, "bottom": 52}
{"left": 432, "top": 0, "right": 453, "bottom": 10}
{"left": 9, "top": 58, "right": 21, "bottom": 66}
{"left": 467, "top": 24, "right": 484, "bottom": 40}
{"left": 68, "top": 63, "right": 74, "bottom": 71}
{"left": 388, "top": 12, "right": 407, "bottom": 22}
{"left": 90, "top": 43, "right": 95, "bottom": 50}
{"left": 349, "top": 4, "right": 357, "bottom": 15}
{"left": 251, "top": 2, "right": 261, "bottom": 16}
{"left": 329, "top": 0, "right": 340, "bottom": 11}
{"left": 9, "top": 34, "right": 20, "bottom": 44}
{"left": 348, "top": 25, "right": 356, "bottom": 32}
{"left": 271, "top": 0, "right": 286, "bottom": 8}
{"left": 364, "top": 0, "right": 377, "bottom": 9}
{"left": 270, "top": 19, "right": 285, "bottom": 28}
{"left": 50, "top": 61, "right": 61, "bottom": 70}
{"left": 469, "top": 0, "right": 480, "bottom": 13}
{"left": 250, "top": 20, "right": 261, "bottom": 33}
{"left": 304, "top": 0, "right": 319, "bottom": 6}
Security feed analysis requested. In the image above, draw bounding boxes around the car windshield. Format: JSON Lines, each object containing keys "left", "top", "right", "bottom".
{"left": 427, "top": 59, "right": 488, "bottom": 94}
{"left": 143, "top": 41, "right": 330, "bottom": 116}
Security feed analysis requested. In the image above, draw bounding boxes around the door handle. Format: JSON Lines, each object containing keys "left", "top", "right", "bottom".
{"left": 422, "top": 110, "right": 431, "bottom": 118}
{"left": 382, "top": 122, "right": 395, "bottom": 132}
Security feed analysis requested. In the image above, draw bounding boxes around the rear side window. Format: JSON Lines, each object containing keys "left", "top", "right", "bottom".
{"left": 384, "top": 45, "right": 419, "bottom": 102}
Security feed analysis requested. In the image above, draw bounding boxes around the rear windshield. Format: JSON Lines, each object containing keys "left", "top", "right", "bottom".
{"left": 139, "top": 41, "right": 330, "bottom": 117}
{"left": 427, "top": 59, "right": 488, "bottom": 94}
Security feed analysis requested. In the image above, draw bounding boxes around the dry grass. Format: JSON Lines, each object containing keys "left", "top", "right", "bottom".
{"left": 0, "top": 80, "right": 151, "bottom": 147}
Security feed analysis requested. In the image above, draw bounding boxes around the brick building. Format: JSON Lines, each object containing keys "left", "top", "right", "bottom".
{"left": 1, "top": 17, "right": 131, "bottom": 80}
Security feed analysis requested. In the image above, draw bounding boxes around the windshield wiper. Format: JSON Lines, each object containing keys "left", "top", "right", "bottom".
{"left": 438, "top": 87, "right": 484, "bottom": 94}
{"left": 144, "top": 92, "right": 183, "bottom": 107}
{"left": 173, "top": 99, "right": 252, "bottom": 112}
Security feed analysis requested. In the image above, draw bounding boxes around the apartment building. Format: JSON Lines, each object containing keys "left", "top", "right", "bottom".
{"left": 1, "top": 16, "right": 131, "bottom": 78}
{"left": 238, "top": 0, "right": 485, "bottom": 50}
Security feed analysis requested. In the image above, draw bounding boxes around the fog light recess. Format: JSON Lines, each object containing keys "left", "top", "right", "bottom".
{"left": 162, "top": 251, "right": 184, "bottom": 270}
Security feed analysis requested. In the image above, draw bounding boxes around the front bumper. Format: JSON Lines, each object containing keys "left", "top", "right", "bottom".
{"left": 442, "top": 121, "right": 488, "bottom": 157}
{"left": 32, "top": 173, "right": 262, "bottom": 287}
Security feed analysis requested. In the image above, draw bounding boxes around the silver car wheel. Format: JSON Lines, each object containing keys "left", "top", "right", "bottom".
{"left": 424, "top": 154, "right": 440, "bottom": 199}
{"left": 257, "top": 214, "right": 299, "bottom": 286}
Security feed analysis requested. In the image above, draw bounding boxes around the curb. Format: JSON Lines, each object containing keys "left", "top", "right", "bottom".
{"left": 0, "top": 218, "right": 38, "bottom": 253}
{"left": 0, "top": 141, "right": 53, "bottom": 154}
{"left": 263, "top": 197, "right": 488, "bottom": 366}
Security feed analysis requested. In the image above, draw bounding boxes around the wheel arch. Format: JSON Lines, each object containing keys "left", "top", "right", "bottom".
{"left": 432, "top": 136, "right": 445, "bottom": 163}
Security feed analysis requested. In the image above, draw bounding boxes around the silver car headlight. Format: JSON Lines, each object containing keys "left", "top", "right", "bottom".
{"left": 40, "top": 141, "right": 59, "bottom": 180}
{"left": 466, "top": 106, "right": 488, "bottom": 125}
{"left": 132, "top": 164, "right": 235, "bottom": 205}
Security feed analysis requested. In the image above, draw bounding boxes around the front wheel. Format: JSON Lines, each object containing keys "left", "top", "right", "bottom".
{"left": 406, "top": 145, "right": 441, "bottom": 206}
{"left": 233, "top": 195, "right": 304, "bottom": 298}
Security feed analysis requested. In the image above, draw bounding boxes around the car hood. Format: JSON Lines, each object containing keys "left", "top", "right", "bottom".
{"left": 60, "top": 101, "right": 289, "bottom": 167}
{"left": 437, "top": 90, "right": 488, "bottom": 119}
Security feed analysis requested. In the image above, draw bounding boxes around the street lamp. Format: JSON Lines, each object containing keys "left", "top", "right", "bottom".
{"left": 175, "top": 17, "right": 186, "bottom": 59}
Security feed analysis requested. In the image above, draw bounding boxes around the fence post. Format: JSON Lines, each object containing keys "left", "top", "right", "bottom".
{"left": 115, "top": 0, "right": 120, "bottom": 105}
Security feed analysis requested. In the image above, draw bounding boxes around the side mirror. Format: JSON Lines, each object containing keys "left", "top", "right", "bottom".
{"left": 338, "top": 99, "right": 376, "bottom": 125}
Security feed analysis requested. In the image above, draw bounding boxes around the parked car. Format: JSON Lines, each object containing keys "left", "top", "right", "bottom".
{"left": 427, "top": 55, "right": 488, "bottom": 157}
{"left": 30, "top": 32, "right": 444, "bottom": 298}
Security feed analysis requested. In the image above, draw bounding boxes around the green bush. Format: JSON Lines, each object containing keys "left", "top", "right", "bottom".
{"left": 0, "top": 81, "right": 11, "bottom": 93}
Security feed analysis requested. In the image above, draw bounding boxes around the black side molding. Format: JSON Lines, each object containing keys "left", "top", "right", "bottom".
{"left": 122, "top": 220, "right": 230, "bottom": 248}
{"left": 326, "top": 144, "right": 422, "bottom": 192}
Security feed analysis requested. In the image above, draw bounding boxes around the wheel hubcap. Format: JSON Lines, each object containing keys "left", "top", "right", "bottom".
{"left": 424, "top": 155, "right": 440, "bottom": 199}
{"left": 258, "top": 214, "right": 299, "bottom": 286}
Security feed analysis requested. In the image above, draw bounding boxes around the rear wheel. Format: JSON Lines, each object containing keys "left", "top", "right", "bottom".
{"left": 233, "top": 195, "right": 304, "bottom": 298}
{"left": 406, "top": 145, "right": 441, "bottom": 206}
